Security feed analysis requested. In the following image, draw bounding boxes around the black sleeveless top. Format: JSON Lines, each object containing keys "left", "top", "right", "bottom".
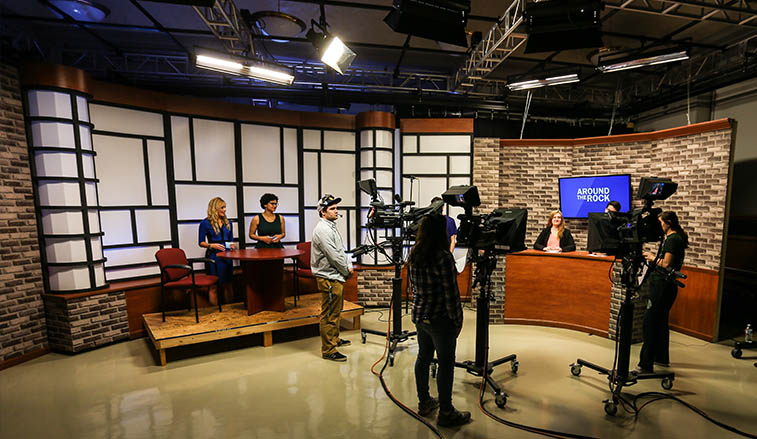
{"left": 255, "top": 213, "right": 284, "bottom": 248}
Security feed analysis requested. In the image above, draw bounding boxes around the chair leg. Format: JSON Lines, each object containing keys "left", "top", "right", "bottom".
{"left": 161, "top": 286, "right": 166, "bottom": 322}
{"left": 293, "top": 258, "right": 299, "bottom": 307}
{"left": 192, "top": 285, "right": 199, "bottom": 323}
{"left": 217, "top": 284, "right": 222, "bottom": 313}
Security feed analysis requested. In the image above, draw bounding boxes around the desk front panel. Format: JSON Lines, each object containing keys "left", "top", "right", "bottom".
{"left": 505, "top": 252, "right": 613, "bottom": 336}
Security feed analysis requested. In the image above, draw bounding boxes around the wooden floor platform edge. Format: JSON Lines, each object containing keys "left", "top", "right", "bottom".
{"left": 145, "top": 305, "right": 363, "bottom": 366}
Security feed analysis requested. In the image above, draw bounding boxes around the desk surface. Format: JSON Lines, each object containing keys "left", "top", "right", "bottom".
{"left": 514, "top": 249, "right": 615, "bottom": 262}
{"left": 218, "top": 248, "right": 303, "bottom": 261}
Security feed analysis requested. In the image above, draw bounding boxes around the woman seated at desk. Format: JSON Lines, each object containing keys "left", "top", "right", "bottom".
{"left": 249, "top": 193, "right": 286, "bottom": 248}
{"left": 534, "top": 210, "right": 576, "bottom": 253}
{"left": 198, "top": 197, "right": 235, "bottom": 305}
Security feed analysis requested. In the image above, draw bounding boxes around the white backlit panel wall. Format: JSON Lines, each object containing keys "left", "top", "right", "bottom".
{"left": 91, "top": 103, "right": 170, "bottom": 281}
{"left": 241, "top": 123, "right": 300, "bottom": 247}
{"left": 26, "top": 89, "right": 107, "bottom": 292}
{"left": 302, "top": 129, "right": 358, "bottom": 251}
{"left": 359, "top": 128, "right": 396, "bottom": 265}
{"left": 402, "top": 131, "right": 473, "bottom": 260}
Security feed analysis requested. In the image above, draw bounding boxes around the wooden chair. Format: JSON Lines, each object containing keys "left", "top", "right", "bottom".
{"left": 155, "top": 248, "right": 219, "bottom": 323}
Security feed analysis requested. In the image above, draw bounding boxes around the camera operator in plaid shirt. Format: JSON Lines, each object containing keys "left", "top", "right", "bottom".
{"left": 408, "top": 214, "right": 470, "bottom": 427}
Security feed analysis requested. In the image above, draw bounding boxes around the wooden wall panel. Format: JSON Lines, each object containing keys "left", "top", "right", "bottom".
{"left": 670, "top": 268, "right": 719, "bottom": 341}
{"left": 400, "top": 118, "right": 473, "bottom": 133}
{"left": 504, "top": 251, "right": 613, "bottom": 336}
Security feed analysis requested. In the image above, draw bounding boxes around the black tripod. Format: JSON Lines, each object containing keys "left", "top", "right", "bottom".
{"left": 432, "top": 250, "right": 519, "bottom": 408}
{"left": 361, "top": 235, "right": 416, "bottom": 366}
{"left": 570, "top": 250, "right": 675, "bottom": 416}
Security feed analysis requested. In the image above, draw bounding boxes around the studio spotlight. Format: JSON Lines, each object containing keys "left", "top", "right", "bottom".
{"left": 507, "top": 73, "right": 580, "bottom": 91}
{"left": 307, "top": 25, "right": 356, "bottom": 74}
{"left": 194, "top": 48, "right": 295, "bottom": 86}
{"left": 597, "top": 50, "right": 689, "bottom": 73}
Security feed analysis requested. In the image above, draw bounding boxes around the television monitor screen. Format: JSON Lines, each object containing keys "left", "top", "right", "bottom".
{"left": 586, "top": 212, "right": 621, "bottom": 254}
{"left": 559, "top": 175, "right": 631, "bottom": 219}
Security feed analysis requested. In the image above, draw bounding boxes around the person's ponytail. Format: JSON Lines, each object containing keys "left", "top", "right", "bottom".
{"left": 660, "top": 211, "right": 689, "bottom": 248}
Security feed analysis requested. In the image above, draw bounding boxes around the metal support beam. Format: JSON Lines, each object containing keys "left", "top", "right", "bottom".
{"left": 192, "top": 0, "right": 255, "bottom": 57}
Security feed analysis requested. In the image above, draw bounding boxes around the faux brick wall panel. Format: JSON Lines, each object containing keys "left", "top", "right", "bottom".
{"left": 0, "top": 62, "right": 48, "bottom": 362}
{"left": 44, "top": 291, "right": 129, "bottom": 353}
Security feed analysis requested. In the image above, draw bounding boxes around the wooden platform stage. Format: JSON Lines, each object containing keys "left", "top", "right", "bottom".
{"left": 143, "top": 293, "right": 364, "bottom": 366}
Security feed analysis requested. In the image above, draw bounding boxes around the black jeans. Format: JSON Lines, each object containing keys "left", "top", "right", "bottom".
{"left": 639, "top": 278, "right": 678, "bottom": 369}
{"left": 415, "top": 318, "right": 458, "bottom": 412}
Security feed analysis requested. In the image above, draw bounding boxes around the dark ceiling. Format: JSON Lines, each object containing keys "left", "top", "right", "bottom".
{"left": 1, "top": 0, "right": 756, "bottom": 122}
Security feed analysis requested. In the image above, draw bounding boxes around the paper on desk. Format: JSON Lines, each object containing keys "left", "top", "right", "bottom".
{"left": 455, "top": 255, "right": 467, "bottom": 273}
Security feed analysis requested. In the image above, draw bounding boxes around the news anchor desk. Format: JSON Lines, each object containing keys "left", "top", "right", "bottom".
{"left": 504, "top": 249, "right": 614, "bottom": 337}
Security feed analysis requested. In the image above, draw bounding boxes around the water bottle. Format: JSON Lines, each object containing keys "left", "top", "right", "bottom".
{"left": 746, "top": 324, "right": 753, "bottom": 343}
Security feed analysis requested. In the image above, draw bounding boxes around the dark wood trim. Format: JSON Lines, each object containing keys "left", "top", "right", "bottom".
{"left": 356, "top": 111, "right": 395, "bottom": 129}
{"left": 400, "top": 118, "right": 474, "bottom": 133}
{"left": 21, "top": 63, "right": 91, "bottom": 93}
{"left": 0, "top": 347, "right": 50, "bottom": 371}
{"left": 499, "top": 118, "right": 732, "bottom": 146}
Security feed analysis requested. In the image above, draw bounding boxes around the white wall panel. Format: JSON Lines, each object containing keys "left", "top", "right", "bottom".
{"left": 27, "top": 90, "right": 72, "bottom": 119}
{"left": 104, "top": 246, "right": 161, "bottom": 267}
{"left": 402, "top": 135, "right": 417, "bottom": 153}
{"left": 85, "top": 182, "right": 98, "bottom": 206}
{"left": 303, "top": 129, "right": 320, "bottom": 149}
{"left": 41, "top": 210, "right": 83, "bottom": 235}
{"left": 90, "top": 237, "right": 103, "bottom": 259}
{"left": 171, "top": 116, "right": 192, "bottom": 181}
{"left": 178, "top": 223, "right": 205, "bottom": 259}
{"left": 360, "top": 130, "right": 373, "bottom": 147}
{"left": 324, "top": 131, "right": 355, "bottom": 151}
{"left": 303, "top": 152, "right": 319, "bottom": 205}
{"left": 38, "top": 182, "right": 81, "bottom": 206}
{"left": 35, "top": 151, "right": 78, "bottom": 178}
{"left": 283, "top": 127, "right": 298, "bottom": 185}
{"left": 449, "top": 158, "right": 470, "bottom": 175}
{"left": 135, "top": 209, "right": 171, "bottom": 242}
{"left": 106, "top": 265, "right": 160, "bottom": 281}
{"left": 304, "top": 210, "right": 318, "bottom": 242}
{"left": 88, "top": 210, "right": 101, "bottom": 233}
{"left": 243, "top": 186, "right": 299, "bottom": 213}
{"left": 79, "top": 126, "right": 92, "bottom": 151}
{"left": 376, "top": 130, "right": 393, "bottom": 148}
{"left": 82, "top": 154, "right": 95, "bottom": 179}
{"left": 193, "top": 118, "right": 235, "bottom": 182}
{"left": 403, "top": 155, "right": 446, "bottom": 174}
{"left": 416, "top": 177, "right": 447, "bottom": 206}
{"left": 147, "top": 140, "right": 168, "bottom": 205}
{"left": 175, "top": 184, "right": 237, "bottom": 220}
{"left": 376, "top": 150, "right": 393, "bottom": 168}
{"left": 48, "top": 266, "right": 90, "bottom": 291}
{"left": 242, "top": 123, "right": 280, "bottom": 183}
{"left": 76, "top": 96, "right": 89, "bottom": 122}
{"left": 360, "top": 150, "right": 373, "bottom": 167}
{"left": 100, "top": 210, "right": 133, "bottom": 246}
{"left": 46, "top": 237, "right": 87, "bottom": 263}
{"left": 90, "top": 104, "right": 163, "bottom": 137}
{"left": 93, "top": 134, "right": 147, "bottom": 206}
{"left": 31, "top": 121, "right": 75, "bottom": 148}
{"left": 282, "top": 215, "right": 300, "bottom": 242}
{"left": 448, "top": 176, "right": 471, "bottom": 187}
{"left": 321, "top": 152, "right": 355, "bottom": 206}
{"left": 419, "top": 135, "right": 471, "bottom": 153}
{"left": 94, "top": 263, "right": 106, "bottom": 287}
{"left": 375, "top": 170, "right": 392, "bottom": 188}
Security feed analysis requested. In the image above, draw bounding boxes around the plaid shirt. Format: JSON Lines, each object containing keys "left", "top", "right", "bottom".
{"left": 409, "top": 250, "right": 463, "bottom": 328}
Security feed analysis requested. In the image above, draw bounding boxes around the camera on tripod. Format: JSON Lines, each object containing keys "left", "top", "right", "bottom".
{"left": 441, "top": 185, "right": 527, "bottom": 254}
{"left": 358, "top": 178, "right": 443, "bottom": 232}
{"left": 588, "top": 177, "right": 678, "bottom": 255}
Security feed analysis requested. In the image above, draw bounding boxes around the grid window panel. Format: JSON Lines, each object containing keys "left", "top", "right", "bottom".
{"left": 283, "top": 128, "right": 298, "bottom": 185}
{"left": 41, "top": 210, "right": 84, "bottom": 235}
{"left": 147, "top": 140, "right": 169, "bottom": 205}
{"left": 106, "top": 265, "right": 161, "bottom": 281}
{"left": 321, "top": 152, "right": 356, "bottom": 206}
{"left": 418, "top": 135, "right": 471, "bottom": 153}
{"left": 243, "top": 186, "right": 299, "bottom": 214}
{"left": 303, "top": 152, "right": 320, "bottom": 205}
{"left": 100, "top": 210, "right": 133, "bottom": 246}
{"left": 27, "top": 90, "right": 72, "bottom": 119}
{"left": 402, "top": 135, "right": 417, "bottom": 153}
{"left": 303, "top": 129, "right": 321, "bottom": 149}
{"left": 193, "top": 118, "right": 235, "bottom": 182}
{"left": 90, "top": 104, "right": 164, "bottom": 137}
{"left": 135, "top": 209, "right": 171, "bottom": 242}
{"left": 93, "top": 135, "right": 147, "bottom": 206}
{"left": 175, "top": 184, "right": 237, "bottom": 221}
{"left": 375, "top": 130, "right": 393, "bottom": 148}
{"left": 104, "top": 245, "right": 161, "bottom": 267}
{"left": 360, "top": 130, "right": 373, "bottom": 147}
{"left": 31, "top": 121, "right": 76, "bottom": 148}
{"left": 79, "top": 126, "right": 93, "bottom": 151}
{"left": 324, "top": 130, "right": 355, "bottom": 151}
{"left": 242, "top": 123, "right": 281, "bottom": 183}
{"left": 171, "top": 116, "right": 192, "bottom": 181}
{"left": 34, "top": 151, "right": 78, "bottom": 178}
{"left": 76, "top": 96, "right": 89, "bottom": 122}
{"left": 403, "top": 155, "right": 447, "bottom": 174}
{"left": 37, "top": 182, "right": 81, "bottom": 206}
{"left": 48, "top": 265, "right": 90, "bottom": 291}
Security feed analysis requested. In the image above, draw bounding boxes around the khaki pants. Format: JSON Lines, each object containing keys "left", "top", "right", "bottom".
{"left": 317, "top": 277, "right": 344, "bottom": 356}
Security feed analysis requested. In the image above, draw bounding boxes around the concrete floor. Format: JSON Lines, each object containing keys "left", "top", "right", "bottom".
{"left": 1, "top": 308, "right": 755, "bottom": 439}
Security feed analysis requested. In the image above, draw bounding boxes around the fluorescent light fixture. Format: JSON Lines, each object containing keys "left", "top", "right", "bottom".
{"left": 507, "top": 73, "right": 580, "bottom": 91}
{"left": 320, "top": 36, "right": 356, "bottom": 74}
{"left": 195, "top": 50, "right": 295, "bottom": 86}
{"left": 597, "top": 50, "right": 689, "bottom": 73}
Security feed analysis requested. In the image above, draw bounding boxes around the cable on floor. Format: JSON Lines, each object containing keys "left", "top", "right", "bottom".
{"left": 369, "top": 300, "right": 444, "bottom": 439}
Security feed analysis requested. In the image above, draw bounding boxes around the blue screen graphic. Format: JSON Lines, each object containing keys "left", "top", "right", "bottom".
{"left": 559, "top": 175, "right": 631, "bottom": 218}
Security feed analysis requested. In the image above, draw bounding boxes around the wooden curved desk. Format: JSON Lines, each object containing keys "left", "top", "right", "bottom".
{"left": 218, "top": 248, "right": 304, "bottom": 315}
{"left": 505, "top": 250, "right": 614, "bottom": 337}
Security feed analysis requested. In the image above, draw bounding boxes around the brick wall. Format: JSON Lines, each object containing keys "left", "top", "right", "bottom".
{"left": 357, "top": 268, "right": 394, "bottom": 307}
{"left": 0, "top": 62, "right": 48, "bottom": 364}
{"left": 44, "top": 291, "right": 129, "bottom": 353}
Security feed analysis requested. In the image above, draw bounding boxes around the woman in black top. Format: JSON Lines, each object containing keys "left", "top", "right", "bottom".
{"left": 635, "top": 211, "right": 688, "bottom": 373}
{"left": 533, "top": 210, "right": 576, "bottom": 252}
{"left": 249, "top": 193, "right": 286, "bottom": 248}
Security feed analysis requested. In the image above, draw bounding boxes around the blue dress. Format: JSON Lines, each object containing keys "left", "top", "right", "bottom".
{"left": 198, "top": 219, "right": 233, "bottom": 284}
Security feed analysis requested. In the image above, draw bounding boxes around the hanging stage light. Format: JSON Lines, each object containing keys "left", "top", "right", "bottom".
{"left": 507, "top": 73, "right": 580, "bottom": 91}
{"left": 194, "top": 48, "right": 295, "bottom": 86}
{"left": 597, "top": 50, "right": 689, "bottom": 73}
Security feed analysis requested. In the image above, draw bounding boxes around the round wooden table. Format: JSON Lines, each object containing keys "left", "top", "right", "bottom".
{"left": 218, "top": 248, "right": 304, "bottom": 315}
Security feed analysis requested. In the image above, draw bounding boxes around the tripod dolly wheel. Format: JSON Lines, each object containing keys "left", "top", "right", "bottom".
{"left": 604, "top": 401, "right": 618, "bottom": 416}
{"left": 731, "top": 348, "right": 742, "bottom": 358}
{"left": 570, "top": 364, "right": 582, "bottom": 376}
{"left": 361, "top": 331, "right": 367, "bottom": 344}
{"left": 661, "top": 377, "right": 674, "bottom": 390}
{"left": 430, "top": 363, "right": 437, "bottom": 378}
{"left": 511, "top": 360, "right": 519, "bottom": 374}
{"left": 495, "top": 391, "right": 507, "bottom": 408}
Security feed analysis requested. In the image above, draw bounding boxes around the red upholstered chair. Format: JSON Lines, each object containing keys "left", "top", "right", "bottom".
{"left": 294, "top": 242, "right": 318, "bottom": 302}
{"left": 155, "top": 248, "right": 219, "bottom": 323}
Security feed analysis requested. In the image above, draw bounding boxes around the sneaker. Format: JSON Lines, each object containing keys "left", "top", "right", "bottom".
{"left": 323, "top": 352, "right": 347, "bottom": 362}
{"left": 337, "top": 338, "right": 351, "bottom": 347}
{"left": 654, "top": 361, "right": 670, "bottom": 368}
{"left": 437, "top": 408, "right": 471, "bottom": 427}
{"left": 418, "top": 397, "right": 439, "bottom": 417}
{"left": 631, "top": 366, "right": 653, "bottom": 375}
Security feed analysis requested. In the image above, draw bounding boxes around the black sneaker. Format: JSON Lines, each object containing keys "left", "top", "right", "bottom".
{"left": 323, "top": 352, "right": 347, "bottom": 362}
{"left": 654, "top": 361, "right": 670, "bottom": 368}
{"left": 418, "top": 397, "right": 439, "bottom": 417}
{"left": 337, "top": 338, "right": 351, "bottom": 347}
{"left": 437, "top": 408, "right": 471, "bottom": 427}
